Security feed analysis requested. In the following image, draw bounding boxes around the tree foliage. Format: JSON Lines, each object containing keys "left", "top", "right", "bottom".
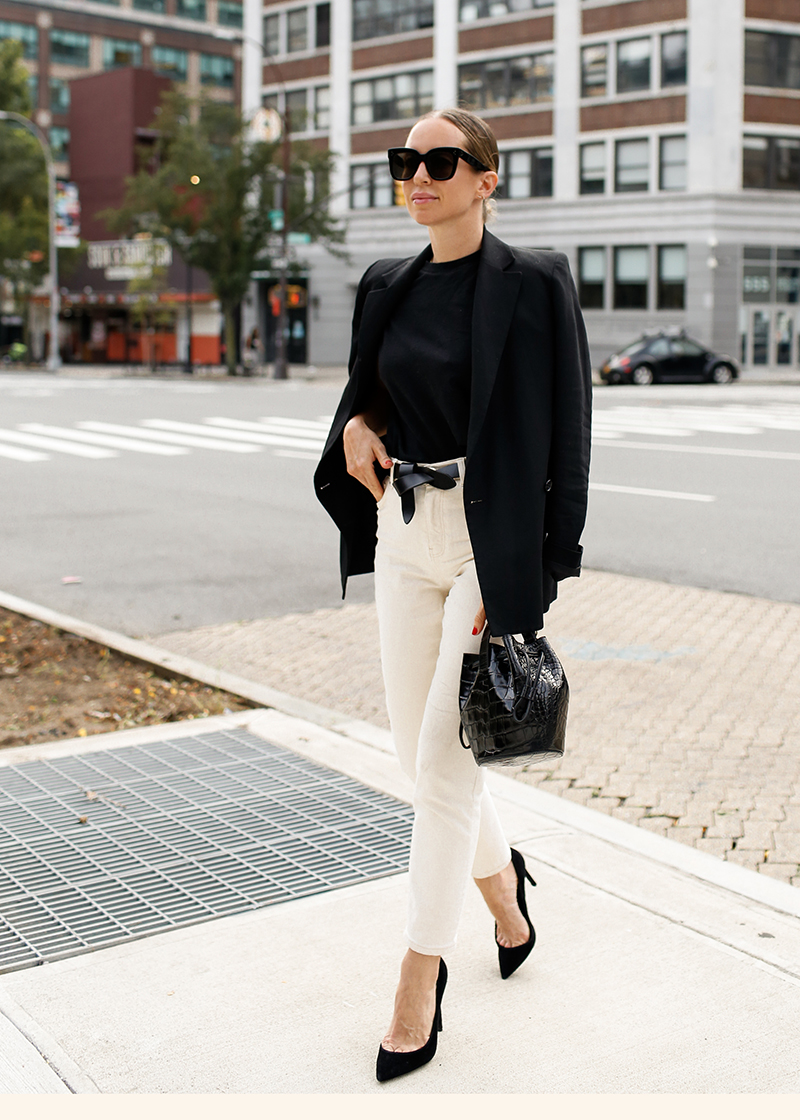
{"left": 104, "top": 92, "right": 344, "bottom": 373}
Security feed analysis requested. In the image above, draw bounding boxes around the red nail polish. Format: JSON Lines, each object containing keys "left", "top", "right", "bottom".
{"left": 472, "top": 627, "right": 478, "bottom": 635}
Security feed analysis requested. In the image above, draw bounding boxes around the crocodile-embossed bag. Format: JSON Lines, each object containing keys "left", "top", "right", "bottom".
{"left": 458, "top": 629, "right": 569, "bottom": 767}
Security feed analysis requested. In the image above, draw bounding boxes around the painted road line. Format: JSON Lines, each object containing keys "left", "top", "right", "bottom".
{"left": 257, "top": 416, "right": 330, "bottom": 432}
{"left": 593, "top": 439, "right": 800, "bottom": 461}
{"left": 77, "top": 422, "right": 262, "bottom": 454}
{"left": 20, "top": 424, "right": 188, "bottom": 457}
{"left": 144, "top": 419, "right": 324, "bottom": 451}
{"left": 0, "top": 442, "right": 49, "bottom": 462}
{"left": 0, "top": 428, "right": 116, "bottom": 459}
{"left": 590, "top": 482, "right": 715, "bottom": 502}
{"left": 273, "top": 449, "right": 320, "bottom": 460}
{"left": 206, "top": 416, "right": 327, "bottom": 442}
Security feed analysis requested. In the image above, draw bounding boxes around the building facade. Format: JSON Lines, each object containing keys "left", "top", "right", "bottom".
{"left": 0, "top": 0, "right": 242, "bottom": 363}
{"left": 250, "top": 0, "right": 800, "bottom": 370}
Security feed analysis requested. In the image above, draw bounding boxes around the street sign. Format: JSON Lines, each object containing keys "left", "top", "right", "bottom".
{"left": 287, "top": 232, "right": 311, "bottom": 245}
{"left": 248, "top": 107, "right": 282, "bottom": 143}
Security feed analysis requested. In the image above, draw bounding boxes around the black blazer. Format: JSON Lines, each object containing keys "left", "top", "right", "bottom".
{"left": 314, "top": 228, "right": 592, "bottom": 635}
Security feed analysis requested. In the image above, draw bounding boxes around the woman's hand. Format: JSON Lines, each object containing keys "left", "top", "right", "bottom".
{"left": 472, "top": 602, "right": 486, "bottom": 636}
{"left": 344, "top": 414, "right": 391, "bottom": 502}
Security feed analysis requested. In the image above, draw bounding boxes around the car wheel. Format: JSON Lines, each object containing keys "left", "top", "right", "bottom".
{"left": 710, "top": 364, "right": 734, "bottom": 385}
{"left": 631, "top": 364, "right": 654, "bottom": 386}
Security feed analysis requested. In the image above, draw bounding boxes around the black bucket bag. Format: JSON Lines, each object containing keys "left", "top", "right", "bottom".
{"left": 458, "top": 629, "right": 569, "bottom": 767}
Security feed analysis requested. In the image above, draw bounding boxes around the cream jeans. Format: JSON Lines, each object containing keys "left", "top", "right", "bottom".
{"left": 374, "top": 459, "right": 512, "bottom": 955}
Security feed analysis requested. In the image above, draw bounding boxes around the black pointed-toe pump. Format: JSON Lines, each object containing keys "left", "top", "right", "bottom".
{"left": 497, "top": 848, "right": 537, "bottom": 980}
{"left": 376, "top": 959, "right": 448, "bottom": 1083}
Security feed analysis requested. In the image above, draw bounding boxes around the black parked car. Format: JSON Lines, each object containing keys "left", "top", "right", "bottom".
{"left": 599, "top": 332, "right": 739, "bottom": 385}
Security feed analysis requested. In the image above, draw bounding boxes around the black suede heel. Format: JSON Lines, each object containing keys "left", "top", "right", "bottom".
{"left": 376, "top": 959, "right": 447, "bottom": 1083}
{"left": 497, "top": 848, "right": 537, "bottom": 979}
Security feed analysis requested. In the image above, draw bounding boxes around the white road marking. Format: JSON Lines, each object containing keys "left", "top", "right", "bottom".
{"left": 258, "top": 415, "right": 330, "bottom": 433}
{"left": 273, "top": 449, "right": 321, "bottom": 460}
{"left": 20, "top": 424, "right": 188, "bottom": 456}
{"left": 593, "top": 439, "right": 800, "bottom": 461}
{"left": 143, "top": 418, "right": 324, "bottom": 451}
{"left": 205, "top": 417, "right": 326, "bottom": 447}
{"left": 0, "top": 428, "right": 116, "bottom": 458}
{"left": 0, "top": 442, "right": 49, "bottom": 462}
{"left": 78, "top": 421, "right": 262, "bottom": 453}
{"left": 590, "top": 482, "right": 715, "bottom": 502}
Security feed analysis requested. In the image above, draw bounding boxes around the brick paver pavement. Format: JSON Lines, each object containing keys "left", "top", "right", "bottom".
{"left": 155, "top": 569, "right": 800, "bottom": 887}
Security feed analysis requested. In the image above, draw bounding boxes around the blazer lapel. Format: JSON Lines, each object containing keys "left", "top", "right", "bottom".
{"left": 468, "top": 230, "right": 522, "bottom": 452}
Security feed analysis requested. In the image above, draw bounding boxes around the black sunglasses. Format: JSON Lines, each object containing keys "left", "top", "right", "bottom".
{"left": 387, "top": 147, "right": 491, "bottom": 182}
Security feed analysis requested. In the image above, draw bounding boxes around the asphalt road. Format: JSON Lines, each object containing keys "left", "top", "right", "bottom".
{"left": 0, "top": 373, "right": 798, "bottom": 637}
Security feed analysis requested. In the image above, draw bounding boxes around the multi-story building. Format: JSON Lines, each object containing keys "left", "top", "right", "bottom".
{"left": 0, "top": 0, "right": 242, "bottom": 363}
{"left": 248, "top": 0, "right": 800, "bottom": 371}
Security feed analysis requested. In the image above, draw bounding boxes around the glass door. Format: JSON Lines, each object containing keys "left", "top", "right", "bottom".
{"left": 775, "top": 309, "right": 794, "bottom": 365}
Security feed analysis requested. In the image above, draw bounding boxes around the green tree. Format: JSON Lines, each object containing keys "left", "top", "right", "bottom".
{"left": 104, "top": 92, "right": 343, "bottom": 375}
{"left": 0, "top": 41, "right": 49, "bottom": 337}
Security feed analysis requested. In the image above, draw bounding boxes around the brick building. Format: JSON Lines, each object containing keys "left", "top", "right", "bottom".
{"left": 241, "top": 0, "right": 800, "bottom": 370}
{"left": 1, "top": 0, "right": 242, "bottom": 364}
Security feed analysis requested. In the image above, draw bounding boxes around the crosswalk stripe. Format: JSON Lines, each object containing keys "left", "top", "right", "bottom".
{"left": 0, "top": 442, "right": 49, "bottom": 462}
{"left": 144, "top": 419, "right": 324, "bottom": 451}
{"left": 273, "top": 449, "right": 321, "bottom": 461}
{"left": 205, "top": 417, "right": 327, "bottom": 445}
{"left": 0, "top": 428, "right": 117, "bottom": 458}
{"left": 593, "top": 439, "right": 800, "bottom": 461}
{"left": 590, "top": 482, "right": 715, "bottom": 502}
{"left": 20, "top": 424, "right": 188, "bottom": 456}
{"left": 257, "top": 415, "right": 330, "bottom": 432}
{"left": 77, "top": 422, "right": 262, "bottom": 454}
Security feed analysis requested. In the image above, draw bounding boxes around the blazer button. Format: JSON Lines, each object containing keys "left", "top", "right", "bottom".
{"left": 544, "top": 479, "right": 553, "bottom": 492}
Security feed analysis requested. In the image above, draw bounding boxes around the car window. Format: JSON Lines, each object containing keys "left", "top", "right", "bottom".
{"left": 617, "top": 339, "right": 647, "bottom": 357}
{"left": 647, "top": 338, "right": 670, "bottom": 357}
{"left": 671, "top": 339, "right": 705, "bottom": 357}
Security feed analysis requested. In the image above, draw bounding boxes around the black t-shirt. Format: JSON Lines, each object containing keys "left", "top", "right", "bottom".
{"left": 379, "top": 247, "right": 480, "bottom": 463}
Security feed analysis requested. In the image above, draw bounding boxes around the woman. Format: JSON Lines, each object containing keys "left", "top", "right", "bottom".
{"left": 314, "top": 108, "right": 591, "bottom": 1082}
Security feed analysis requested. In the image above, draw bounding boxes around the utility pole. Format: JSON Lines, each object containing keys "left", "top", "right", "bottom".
{"left": 0, "top": 111, "right": 60, "bottom": 371}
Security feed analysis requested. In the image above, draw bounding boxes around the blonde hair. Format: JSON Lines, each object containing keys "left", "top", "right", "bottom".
{"left": 419, "top": 108, "right": 500, "bottom": 223}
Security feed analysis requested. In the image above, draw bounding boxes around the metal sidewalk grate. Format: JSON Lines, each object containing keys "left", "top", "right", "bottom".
{"left": 0, "top": 729, "right": 412, "bottom": 973}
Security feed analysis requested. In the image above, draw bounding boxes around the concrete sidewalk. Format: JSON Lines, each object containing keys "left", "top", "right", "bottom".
{"left": 1, "top": 704, "right": 799, "bottom": 1094}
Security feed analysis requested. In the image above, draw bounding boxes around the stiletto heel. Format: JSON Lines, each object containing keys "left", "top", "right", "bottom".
{"left": 496, "top": 848, "right": 536, "bottom": 980}
{"left": 376, "top": 959, "right": 447, "bottom": 1083}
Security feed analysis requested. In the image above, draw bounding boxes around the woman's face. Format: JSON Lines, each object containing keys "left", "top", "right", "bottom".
{"left": 401, "top": 117, "right": 497, "bottom": 230}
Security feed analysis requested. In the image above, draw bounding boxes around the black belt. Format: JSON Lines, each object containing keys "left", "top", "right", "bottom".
{"left": 391, "top": 461, "right": 460, "bottom": 524}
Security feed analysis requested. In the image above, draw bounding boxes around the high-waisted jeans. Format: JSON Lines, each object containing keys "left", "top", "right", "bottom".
{"left": 374, "top": 459, "right": 512, "bottom": 955}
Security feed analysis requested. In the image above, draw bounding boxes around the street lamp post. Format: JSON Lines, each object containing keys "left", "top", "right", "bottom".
{"left": 0, "top": 110, "right": 60, "bottom": 371}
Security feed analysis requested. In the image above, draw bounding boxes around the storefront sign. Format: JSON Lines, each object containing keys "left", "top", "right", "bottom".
{"left": 87, "top": 239, "right": 172, "bottom": 281}
{"left": 55, "top": 181, "right": 81, "bottom": 248}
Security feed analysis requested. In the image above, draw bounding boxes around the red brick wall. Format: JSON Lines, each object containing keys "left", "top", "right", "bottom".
{"left": 582, "top": 0, "right": 687, "bottom": 34}
{"left": 269, "top": 53, "right": 330, "bottom": 82}
{"left": 487, "top": 110, "right": 553, "bottom": 140}
{"left": 351, "top": 125, "right": 418, "bottom": 154}
{"left": 744, "top": 94, "right": 800, "bottom": 127}
{"left": 352, "top": 36, "right": 433, "bottom": 71}
{"left": 581, "top": 94, "right": 686, "bottom": 130}
{"left": 745, "top": 0, "right": 800, "bottom": 21}
{"left": 458, "top": 15, "right": 553, "bottom": 54}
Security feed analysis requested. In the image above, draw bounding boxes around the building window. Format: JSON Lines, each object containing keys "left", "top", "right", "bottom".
{"left": 263, "top": 14, "right": 281, "bottom": 56}
{"left": 50, "top": 78, "right": 71, "bottom": 114}
{"left": 103, "top": 38, "right": 143, "bottom": 69}
{"left": 287, "top": 8, "right": 309, "bottom": 53}
{"left": 50, "top": 29, "right": 91, "bottom": 68}
{"left": 350, "top": 163, "right": 395, "bottom": 209}
{"left": 352, "top": 70, "right": 434, "bottom": 125}
{"left": 217, "top": 2, "right": 243, "bottom": 29}
{"left": 579, "top": 247, "right": 605, "bottom": 309}
{"left": 316, "top": 4, "right": 331, "bottom": 48}
{"left": 743, "top": 135, "right": 800, "bottom": 191}
{"left": 657, "top": 245, "right": 686, "bottom": 309}
{"left": 314, "top": 85, "right": 330, "bottom": 129}
{"left": 177, "top": 0, "right": 207, "bottom": 20}
{"left": 661, "top": 31, "right": 687, "bottom": 87}
{"left": 659, "top": 135, "right": 686, "bottom": 190}
{"left": 581, "top": 44, "right": 607, "bottom": 98}
{"left": 458, "top": 53, "right": 554, "bottom": 110}
{"left": 50, "top": 127, "right": 70, "bottom": 161}
{"left": 777, "top": 248, "right": 800, "bottom": 304}
{"left": 353, "top": 0, "right": 434, "bottom": 43}
{"left": 498, "top": 149, "right": 552, "bottom": 198}
{"left": 616, "top": 37, "right": 651, "bottom": 94}
{"left": 742, "top": 246, "right": 773, "bottom": 303}
{"left": 200, "top": 54, "right": 235, "bottom": 87}
{"left": 615, "top": 138, "right": 649, "bottom": 192}
{"left": 580, "top": 142, "right": 605, "bottom": 194}
{"left": 745, "top": 30, "right": 800, "bottom": 90}
{"left": 614, "top": 246, "right": 649, "bottom": 309}
{"left": 152, "top": 46, "right": 188, "bottom": 81}
{"left": 459, "top": 0, "right": 553, "bottom": 20}
{"left": 286, "top": 88, "right": 308, "bottom": 131}
{"left": 0, "top": 20, "right": 38, "bottom": 59}
{"left": 28, "top": 74, "right": 38, "bottom": 107}
{"left": 134, "top": 0, "right": 166, "bottom": 12}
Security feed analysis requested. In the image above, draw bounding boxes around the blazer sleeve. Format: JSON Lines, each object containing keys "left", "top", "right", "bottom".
{"left": 543, "top": 253, "right": 593, "bottom": 580}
